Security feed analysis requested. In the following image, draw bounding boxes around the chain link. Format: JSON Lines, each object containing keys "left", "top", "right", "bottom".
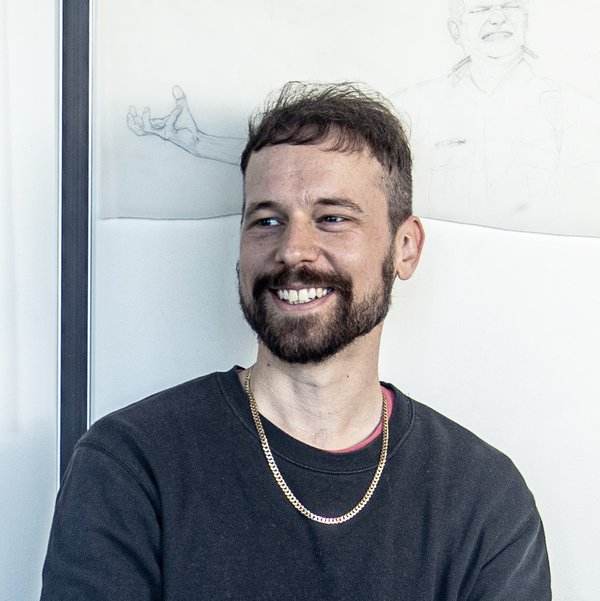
{"left": 244, "top": 367, "right": 389, "bottom": 525}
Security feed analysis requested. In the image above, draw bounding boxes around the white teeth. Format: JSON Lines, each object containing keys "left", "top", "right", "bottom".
{"left": 276, "top": 287, "right": 331, "bottom": 305}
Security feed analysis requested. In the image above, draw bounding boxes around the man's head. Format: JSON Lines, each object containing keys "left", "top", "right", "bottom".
{"left": 448, "top": 0, "right": 528, "bottom": 63}
{"left": 237, "top": 82, "right": 423, "bottom": 364}
{"left": 240, "top": 82, "right": 413, "bottom": 235}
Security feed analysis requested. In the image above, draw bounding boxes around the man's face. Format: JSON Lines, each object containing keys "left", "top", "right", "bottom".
{"left": 238, "top": 141, "right": 398, "bottom": 364}
{"left": 450, "top": 1, "right": 527, "bottom": 62}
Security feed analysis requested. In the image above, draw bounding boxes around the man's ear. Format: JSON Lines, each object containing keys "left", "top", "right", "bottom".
{"left": 448, "top": 19, "right": 461, "bottom": 45}
{"left": 393, "top": 216, "right": 425, "bottom": 281}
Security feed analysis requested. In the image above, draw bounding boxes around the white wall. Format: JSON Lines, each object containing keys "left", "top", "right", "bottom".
{"left": 0, "top": 1, "right": 59, "bottom": 599}
{"left": 91, "top": 216, "right": 255, "bottom": 415}
{"left": 92, "top": 217, "right": 600, "bottom": 600}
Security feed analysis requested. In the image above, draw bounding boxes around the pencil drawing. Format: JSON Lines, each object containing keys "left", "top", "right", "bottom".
{"left": 125, "top": 0, "right": 600, "bottom": 235}
{"left": 127, "top": 85, "right": 244, "bottom": 166}
{"left": 392, "top": 0, "right": 600, "bottom": 234}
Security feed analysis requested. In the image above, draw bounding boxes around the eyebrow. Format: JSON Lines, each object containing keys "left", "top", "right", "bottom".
{"left": 243, "top": 200, "right": 281, "bottom": 219}
{"left": 244, "top": 197, "right": 365, "bottom": 218}
{"left": 315, "top": 197, "right": 365, "bottom": 214}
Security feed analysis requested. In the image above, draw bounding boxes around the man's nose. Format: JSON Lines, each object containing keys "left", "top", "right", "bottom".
{"left": 275, "top": 220, "right": 320, "bottom": 267}
{"left": 488, "top": 6, "right": 509, "bottom": 24}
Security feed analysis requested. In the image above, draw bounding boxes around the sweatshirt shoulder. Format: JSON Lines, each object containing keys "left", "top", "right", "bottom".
{"left": 79, "top": 369, "right": 237, "bottom": 456}
{"left": 403, "top": 394, "right": 532, "bottom": 496}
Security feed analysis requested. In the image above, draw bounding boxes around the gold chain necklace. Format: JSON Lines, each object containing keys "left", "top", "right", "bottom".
{"left": 244, "top": 367, "right": 389, "bottom": 525}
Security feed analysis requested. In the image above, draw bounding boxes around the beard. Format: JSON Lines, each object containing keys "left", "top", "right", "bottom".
{"left": 238, "top": 246, "right": 396, "bottom": 364}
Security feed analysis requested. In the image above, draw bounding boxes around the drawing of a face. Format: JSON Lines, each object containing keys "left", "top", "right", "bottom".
{"left": 449, "top": 0, "right": 527, "bottom": 62}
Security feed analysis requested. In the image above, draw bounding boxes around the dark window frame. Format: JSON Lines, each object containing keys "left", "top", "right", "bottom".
{"left": 60, "top": 0, "right": 90, "bottom": 479}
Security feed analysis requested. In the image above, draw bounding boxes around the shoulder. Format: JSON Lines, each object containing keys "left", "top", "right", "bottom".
{"left": 391, "top": 75, "right": 454, "bottom": 114}
{"left": 411, "top": 398, "right": 510, "bottom": 462}
{"left": 77, "top": 368, "right": 240, "bottom": 471}
{"left": 391, "top": 387, "right": 535, "bottom": 509}
{"left": 403, "top": 397, "right": 550, "bottom": 596}
{"left": 418, "top": 398, "right": 525, "bottom": 484}
{"left": 392, "top": 73, "right": 454, "bottom": 100}
{"left": 390, "top": 73, "right": 460, "bottom": 139}
{"left": 392, "top": 391, "right": 545, "bottom": 563}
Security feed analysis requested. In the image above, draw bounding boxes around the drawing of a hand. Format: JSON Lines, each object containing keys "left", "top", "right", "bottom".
{"left": 126, "top": 85, "right": 245, "bottom": 165}
{"left": 127, "top": 85, "right": 201, "bottom": 156}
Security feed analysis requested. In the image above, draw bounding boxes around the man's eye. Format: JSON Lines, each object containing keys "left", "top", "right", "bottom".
{"left": 256, "top": 217, "right": 281, "bottom": 227}
{"left": 467, "top": 4, "right": 520, "bottom": 13}
{"left": 320, "top": 215, "right": 345, "bottom": 224}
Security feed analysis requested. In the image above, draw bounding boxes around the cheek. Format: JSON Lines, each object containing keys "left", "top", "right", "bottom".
{"left": 237, "top": 253, "right": 255, "bottom": 292}
{"left": 514, "top": 17, "right": 526, "bottom": 37}
{"left": 238, "top": 272, "right": 255, "bottom": 304}
{"left": 239, "top": 237, "right": 263, "bottom": 267}
{"left": 341, "top": 245, "right": 389, "bottom": 284}
{"left": 466, "top": 22, "right": 482, "bottom": 41}
{"left": 240, "top": 233, "right": 276, "bottom": 261}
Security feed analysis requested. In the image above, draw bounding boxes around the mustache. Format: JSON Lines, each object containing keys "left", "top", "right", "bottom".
{"left": 251, "top": 266, "right": 352, "bottom": 300}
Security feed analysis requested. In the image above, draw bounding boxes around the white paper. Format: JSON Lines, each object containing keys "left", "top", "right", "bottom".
{"left": 94, "top": 0, "right": 600, "bottom": 235}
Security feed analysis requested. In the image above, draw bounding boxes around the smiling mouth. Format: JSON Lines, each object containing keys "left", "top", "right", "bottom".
{"left": 482, "top": 31, "right": 513, "bottom": 41}
{"left": 275, "top": 287, "right": 333, "bottom": 305}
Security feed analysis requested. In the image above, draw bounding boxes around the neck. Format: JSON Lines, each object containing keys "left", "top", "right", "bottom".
{"left": 468, "top": 52, "right": 523, "bottom": 93}
{"left": 240, "top": 326, "right": 384, "bottom": 451}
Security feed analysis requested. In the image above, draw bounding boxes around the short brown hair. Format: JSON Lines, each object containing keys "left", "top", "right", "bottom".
{"left": 240, "top": 82, "right": 412, "bottom": 232}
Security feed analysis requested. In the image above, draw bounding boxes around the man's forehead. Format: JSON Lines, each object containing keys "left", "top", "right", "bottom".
{"left": 451, "top": 0, "right": 524, "bottom": 17}
{"left": 244, "top": 142, "right": 382, "bottom": 181}
{"left": 243, "top": 143, "right": 387, "bottom": 212}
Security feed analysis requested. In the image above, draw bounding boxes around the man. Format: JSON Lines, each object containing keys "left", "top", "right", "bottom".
{"left": 393, "top": 0, "right": 560, "bottom": 228}
{"left": 42, "top": 82, "right": 551, "bottom": 599}
{"left": 394, "top": 0, "right": 600, "bottom": 234}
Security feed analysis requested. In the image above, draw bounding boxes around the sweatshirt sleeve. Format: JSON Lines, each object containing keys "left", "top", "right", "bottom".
{"left": 40, "top": 441, "right": 162, "bottom": 601}
{"left": 465, "top": 507, "right": 551, "bottom": 601}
